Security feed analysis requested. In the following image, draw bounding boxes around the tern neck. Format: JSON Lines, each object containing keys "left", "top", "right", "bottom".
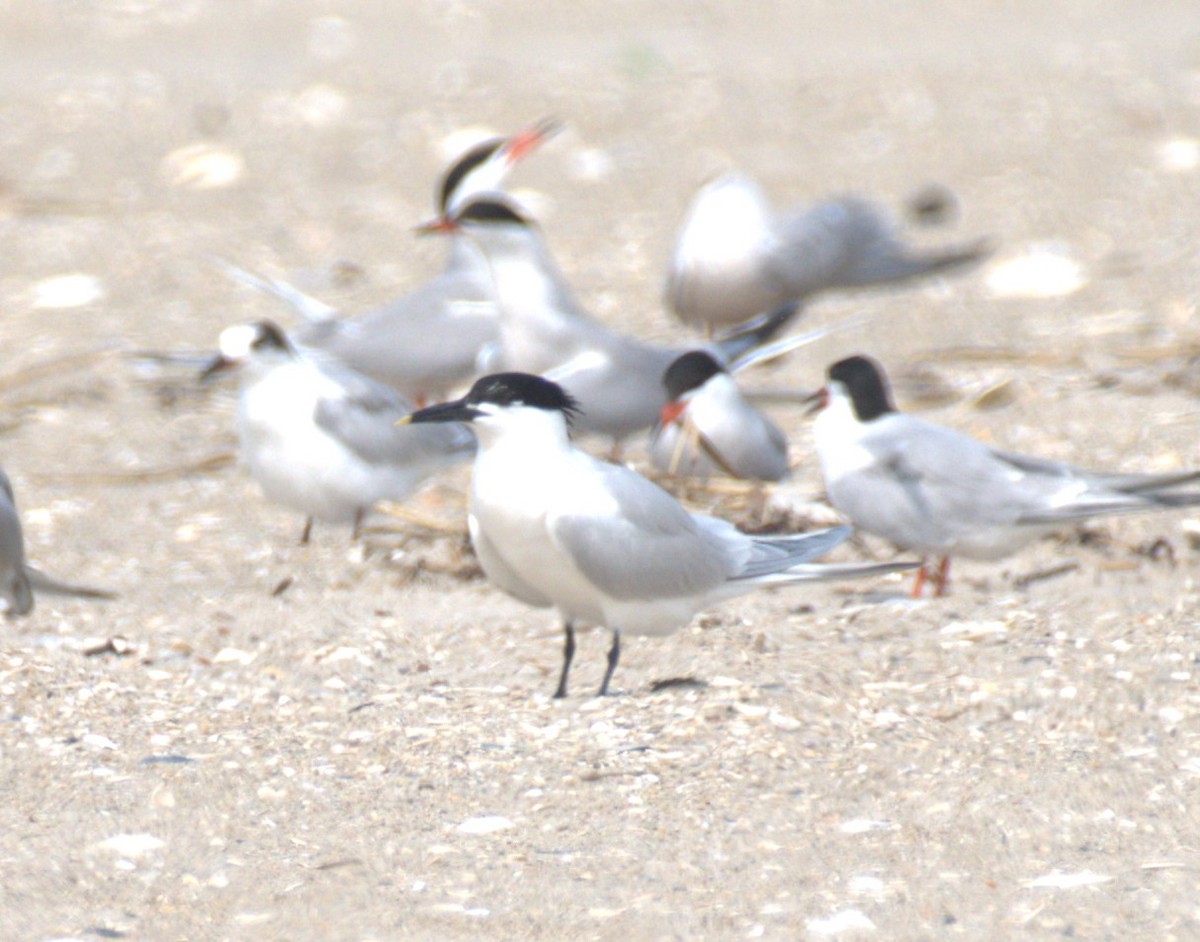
{"left": 472, "top": 406, "right": 574, "bottom": 457}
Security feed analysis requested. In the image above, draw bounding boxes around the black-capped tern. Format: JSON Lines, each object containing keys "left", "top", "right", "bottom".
{"left": 403, "top": 372, "right": 916, "bottom": 696}
{"left": 667, "top": 171, "right": 988, "bottom": 332}
{"left": 810, "top": 354, "right": 1200, "bottom": 596}
{"left": 651, "top": 350, "right": 791, "bottom": 482}
{"left": 223, "top": 119, "right": 560, "bottom": 402}
{"left": 203, "top": 321, "right": 474, "bottom": 543}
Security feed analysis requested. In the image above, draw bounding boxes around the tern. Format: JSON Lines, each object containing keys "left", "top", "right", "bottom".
{"left": 0, "top": 465, "right": 114, "bottom": 616}
{"left": 430, "top": 197, "right": 800, "bottom": 442}
{"left": 809, "top": 354, "right": 1200, "bottom": 596}
{"left": 667, "top": 171, "right": 988, "bottom": 333}
{"left": 402, "top": 372, "right": 915, "bottom": 696}
{"left": 222, "top": 119, "right": 560, "bottom": 402}
{"left": 651, "top": 350, "right": 791, "bottom": 482}
{"left": 203, "top": 321, "right": 475, "bottom": 543}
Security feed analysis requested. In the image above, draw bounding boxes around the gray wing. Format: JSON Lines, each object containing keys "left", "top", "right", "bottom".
{"left": 301, "top": 260, "right": 498, "bottom": 393}
{"left": 652, "top": 414, "right": 789, "bottom": 482}
{"left": 312, "top": 365, "right": 474, "bottom": 468}
{"left": 767, "top": 196, "right": 986, "bottom": 296}
{"left": 993, "top": 450, "right": 1200, "bottom": 497}
{"left": 215, "top": 258, "right": 338, "bottom": 323}
{"left": 709, "top": 412, "right": 790, "bottom": 482}
{"left": 736, "top": 525, "right": 850, "bottom": 579}
{"left": 548, "top": 460, "right": 737, "bottom": 601}
{"left": 551, "top": 339, "right": 676, "bottom": 439}
{"left": 833, "top": 417, "right": 1044, "bottom": 549}
{"left": 838, "top": 416, "right": 1172, "bottom": 547}
{"left": 987, "top": 450, "right": 1200, "bottom": 524}
{"left": 766, "top": 197, "right": 885, "bottom": 293}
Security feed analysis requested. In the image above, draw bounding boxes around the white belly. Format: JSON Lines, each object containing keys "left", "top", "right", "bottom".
{"left": 237, "top": 369, "right": 414, "bottom": 523}
{"left": 468, "top": 440, "right": 704, "bottom": 636}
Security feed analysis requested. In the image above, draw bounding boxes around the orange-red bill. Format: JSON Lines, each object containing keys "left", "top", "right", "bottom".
{"left": 414, "top": 215, "right": 458, "bottom": 236}
{"left": 505, "top": 117, "right": 563, "bottom": 163}
{"left": 659, "top": 400, "right": 687, "bottom": 426}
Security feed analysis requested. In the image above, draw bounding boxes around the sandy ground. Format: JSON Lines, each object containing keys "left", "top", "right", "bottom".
{"left": 2, "top": 1, "right": 1200, "bottom": 939}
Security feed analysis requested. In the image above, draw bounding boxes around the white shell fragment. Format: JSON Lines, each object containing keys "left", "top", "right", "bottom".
{"left": 939, "top": 620, "right": 1008, "bottom": 641}
{"left": 1158, "top": 137, "right": 1200, "bottom": 173}
{"left": 984, "top": 246, "right": 1085, "bottom": 298}
{"left": 1024, "top": 870, "right": 1114, "bottom": 889}
{"left": 82, "top": 733, "right": 118, "bottom": 750}
{"left": 293, "top": 84, "right": 348, "bottom": 126}
{"left": 31, "top": 273, "right": 104, "bottom": 309}
{"left": 213, "top": 647, "right": 257, "bottom": 666}
{"left": 97, "top": 833, "right": 165, "bottom": 857}
{"left": 1180, "top": 518, "right": 1200, "bottom": 551}
{"left": 839, "top": 818, "right": 897, "bottom": 834}
{"left": 806, "top": 908, "right": 877, "bottom": 936}
{"left": 161, "top": 142, "right": 246, "bottom": 189}
{"left": 455, "top": 815, "right": 514, "bottom": 835}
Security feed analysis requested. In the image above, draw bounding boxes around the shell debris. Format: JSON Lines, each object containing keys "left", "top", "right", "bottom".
{"left": 31, "top": 273, "right": 104, "bottom": 309}
{"left": 985, "top": 245, "right": 1086, "bottom": 299}
{"left": 161, "top": 142, "right": 245, "bottom": 189}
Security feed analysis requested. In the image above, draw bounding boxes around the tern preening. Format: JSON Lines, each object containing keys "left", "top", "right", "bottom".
{"left": 650, "top": 350, "right": 791, "bottom": 482}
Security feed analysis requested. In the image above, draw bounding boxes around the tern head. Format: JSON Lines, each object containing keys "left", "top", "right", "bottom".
{"left": 437, "top": 118, "right": 560, "bottom": 216}
{"left": 416, "top": 196, "right": 535, "bottom": 237}
{"left": 402, "top": 372, "right": 581, "bottom": 438}
{"left": 660, "top": 351, "right": 725, "bottom": 425}
{"left": 201, "top": 321, "right": 294, "bottom": 381}
{"left": 822, "top": 355, "right": 896, "bottom": 422}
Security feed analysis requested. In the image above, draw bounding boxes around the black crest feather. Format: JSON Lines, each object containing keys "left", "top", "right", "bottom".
{"left": 466, "top": 372, "right": 581, "bottom": 421}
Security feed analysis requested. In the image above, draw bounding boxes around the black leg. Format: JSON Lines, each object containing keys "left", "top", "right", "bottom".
{"left": 598, "top": 629, "right": 621, "bottom": 697}
{"left": 352, "top": 509, "right": 364, "bottom": 542}
{"left": 553, "top": 620, "right": 576, "bottom": 699}
{"left": 300, "top": 517, "right": 314, "bottom": 545}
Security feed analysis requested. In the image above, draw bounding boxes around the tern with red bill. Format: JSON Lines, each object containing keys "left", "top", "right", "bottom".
{"left": 809, "top": 354, "right": 1200, "bottom": 596}
{"left": 650, "top": 351, "right": 790, "bottom": 481}
{"left": 222, "top": 119, "right": 561, "bottom": 402}
{"left": 649, "top": 320, "right": 849, "bottom": 481}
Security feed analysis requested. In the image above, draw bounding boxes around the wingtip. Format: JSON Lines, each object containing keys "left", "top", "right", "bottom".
{"left": 24, "top": 566, "right": 118, "bottom": 601}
